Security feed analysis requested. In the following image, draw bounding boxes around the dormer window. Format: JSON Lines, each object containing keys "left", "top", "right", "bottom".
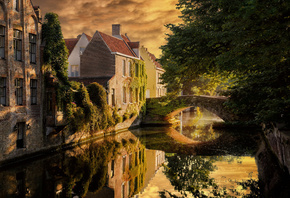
{"left": 0, "top": 26, "right": 5, "bottom": 59}
{"left": 14, "top": 0, "right": 20, "bottom": 12}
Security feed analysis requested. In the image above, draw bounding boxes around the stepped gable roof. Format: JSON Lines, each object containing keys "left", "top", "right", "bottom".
{"left": 64, "top": 38, "right": 79, "bottom": 56}
{"left": 147, "top": 51, "right": 163, "bottom": 69}
{"left": 99, "top": 31, "right": 137, "bottom": 58}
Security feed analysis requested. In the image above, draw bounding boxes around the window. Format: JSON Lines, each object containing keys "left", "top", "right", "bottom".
{"left": 129, "top": 88, "right": 132, "bottom": 103}
{"left": 135, "top": 152, "right": 138, "bottom": 166}
{"left": 30, "top": 79, "right": 37, "bottom": 105}
{"left": 13, "top": 30, "right": 22, "bottom": 61}
{"left": 16, "top": 122, "right": 25, "bottom": 148}
{"left": 14, "top": 0, "right": 20, "bottom": 11}
{"left": 15, "top": 78, "right": 23, "bottom": 105}
{"left": 111, "top": 160, "right": 115, "bottom": 178}
{"left": 129, "top": 154, "right": 132, "bottom": 169}
{"left": 134, "top": 177, "right": 138, "bottom": 191}
{"left": 71, "top": 65, "right": 79, "bottom": 77}
{"left": 80, "top": 47, "right": 85, "bottom": 55}
{"left": 135, "top": 88, "right": 138, "bottom": 103}
{"left": 128, "top": 62, "right": 132, "bottom": 77}
{"left": 122, "top": 60, "right": 126, "bottom": 76}
{"left": 135, "top": 64, "right": 139, "bottom": 77}
{"left": 0, "top": 77, "right": 6, "bottom": 106}
{"left": 111, "top": 88, "right": 115, "bottom": 106}
{"left": 158, "top": 73, "right": 162, "bottom": 84}
{"left": 29, "top": 34, "right": 36, "bottom": 63}
{"left": 121, "top": 182, "right": 125, "bottom": 198}
{"left": 122, "top": 156, "right": 126, "bottom": 173}
{"left": 139, "top": 150, "right": 142, "bottom": 162}
{"left": 123, "top": 87, "right": 126, "bottom": 103}
{"left": 0, "top": 26, "right": 5, "bottom": 59}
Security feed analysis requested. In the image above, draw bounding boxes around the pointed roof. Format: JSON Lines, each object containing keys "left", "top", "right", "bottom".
{"left": 64, "top": 38, "right": 79, "bottom": 56}
{"left": 64, "top": 33, "right": 92, "bottom": 56}
{"left": 98, "top": 31, "right": 138, "bottom": 58}
{"left": 84, "top": 34, "right": 92, "bottom": 41}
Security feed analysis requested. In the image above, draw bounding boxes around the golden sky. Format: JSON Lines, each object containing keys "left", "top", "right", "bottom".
{"left": 32, "top": 0, "right": 182, "bottom": 57}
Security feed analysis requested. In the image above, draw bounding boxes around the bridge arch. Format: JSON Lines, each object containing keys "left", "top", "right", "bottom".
{"left": 145, "top": 95, "right": 238, "bottom": 125}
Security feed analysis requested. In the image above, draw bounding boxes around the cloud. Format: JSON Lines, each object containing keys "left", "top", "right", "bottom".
{"left": 32, "top": 0, "right": 182, "bottom": 56}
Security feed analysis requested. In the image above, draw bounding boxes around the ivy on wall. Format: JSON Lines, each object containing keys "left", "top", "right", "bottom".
{"left": 122, "top": 59, "right": 147, "bottom": 121}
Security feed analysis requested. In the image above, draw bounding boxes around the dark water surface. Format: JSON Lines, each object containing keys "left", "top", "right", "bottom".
{"left": 0, "top": 109, "right": 289, "bottom": 198}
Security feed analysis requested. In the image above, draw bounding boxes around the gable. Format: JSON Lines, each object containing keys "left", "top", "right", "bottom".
{"left": 98, "top": 31, "right": 137, "bottom": 58}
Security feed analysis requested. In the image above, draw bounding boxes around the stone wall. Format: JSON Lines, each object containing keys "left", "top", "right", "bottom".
{"left": 0, "top": 0, "right": 43, "bottom": 162}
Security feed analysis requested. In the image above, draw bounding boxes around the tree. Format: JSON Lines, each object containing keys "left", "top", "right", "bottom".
{"left": 42, "top": 12, "right": 69, "bottom": 85}
{"left": 160, "top": 0, "right": 290, "bottom": 125}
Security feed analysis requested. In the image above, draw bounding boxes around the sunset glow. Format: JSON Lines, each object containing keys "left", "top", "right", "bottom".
{"left": 32, "top": 0, "right": 182, "bottom": 57}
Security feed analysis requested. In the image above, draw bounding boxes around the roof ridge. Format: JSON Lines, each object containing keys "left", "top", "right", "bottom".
{"left": 99, "top": 31, "right": 125, "bottom": 41}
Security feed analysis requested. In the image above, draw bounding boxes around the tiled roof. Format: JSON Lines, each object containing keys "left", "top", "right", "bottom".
{"left": 64, "top": 38, "right": 79, "bottom": 56}
{"left": 121, "top": 35, "right": 131, "bottom": 43}
{"left": 84, "top": 34, "right": 92, "bottom": 41}
{"left": 64, "top": 33, "right": 92, "bottom": 56}
{"left": 128, "top": 42, "right": 139, "bottom": 49}
{"left": 98, "top": 32, "right": 138, "bottom": 58}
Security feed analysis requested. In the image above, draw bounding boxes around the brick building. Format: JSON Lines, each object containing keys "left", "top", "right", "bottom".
{"left": 0, "top": 0, "right": 42, "bottom": 162}
{"left": 68, "top": 24, "right": 146, "bottom": 115}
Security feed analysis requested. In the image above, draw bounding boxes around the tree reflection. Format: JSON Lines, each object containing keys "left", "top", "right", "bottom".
{"left": 161, "top": 154, "right": 260, "bottom": 197}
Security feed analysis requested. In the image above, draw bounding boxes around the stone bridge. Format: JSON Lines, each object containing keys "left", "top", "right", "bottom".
{"left": 144, "top": 95, "right": 238, "bottom": 124}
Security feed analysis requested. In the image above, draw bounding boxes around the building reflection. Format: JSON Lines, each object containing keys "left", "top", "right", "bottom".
{"left": 0, "top": 131, "right": 148, "bottom": 198}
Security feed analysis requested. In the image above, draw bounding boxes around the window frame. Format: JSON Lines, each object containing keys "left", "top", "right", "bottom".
{"left": 30, "top": 79, "right": 37, "bottom": 105}
{"left": 0, "top": 26, "right": 5, "bottom": 59}
{"left": 123, "top": 87, "right": 127, "bottom": 104}
{"left": 129, "top": 88, "right": 133, "bottom": 103}
{"left": 122, "top": 60, "right": 126, "bottom": 76}
{"left": 0, "top": 77, "right": 6, "bottom": 106}
{"left": 128, "top": 61, "right": 132, "bottom": 77}
{"left": 29, "top": 34, "right": 36, "bottom": 64}
{"left": 13, "top": 30, "right": 22, "bottom": 61}
{"left": 16, "top": 122, "right": 25, "bottom": 149}
{"left": 71, "top": 65, "right": 79, "bottom": 77}
{"left": 15, "top": 78, "right": 23, "bottom": 106}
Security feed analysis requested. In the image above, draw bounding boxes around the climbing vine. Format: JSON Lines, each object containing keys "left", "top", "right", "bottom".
{"left": 122, "top": 59, "right": 147, "bottom": 121}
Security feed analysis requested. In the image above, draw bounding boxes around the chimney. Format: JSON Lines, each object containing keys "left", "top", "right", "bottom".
{"left": 112, "top": 24, "right": 121, "bottom": 37}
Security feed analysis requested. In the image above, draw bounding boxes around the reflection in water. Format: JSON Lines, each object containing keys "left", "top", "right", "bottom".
{"left": 175, "top": 108, "right": 222, "bottom": 142}
{"left": 0, "top": 109, "right": 289, "bottom": 198}
{"left": 160, "top": 155, "right": 259, "bottom": 197}
{"left": 0, "top": 132, "right": 147, "bottom": 198}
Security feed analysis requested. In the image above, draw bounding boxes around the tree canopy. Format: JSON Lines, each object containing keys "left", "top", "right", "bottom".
{"left": 160, "top": 0, "right": 290, "bottom": 125}
{"left": 42, "top": 12, "right": 69, "bottom": 85}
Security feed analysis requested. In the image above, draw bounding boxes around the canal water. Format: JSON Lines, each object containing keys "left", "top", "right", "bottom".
{"left": 0, "top": 108, "right": 289, "bottom": 198}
